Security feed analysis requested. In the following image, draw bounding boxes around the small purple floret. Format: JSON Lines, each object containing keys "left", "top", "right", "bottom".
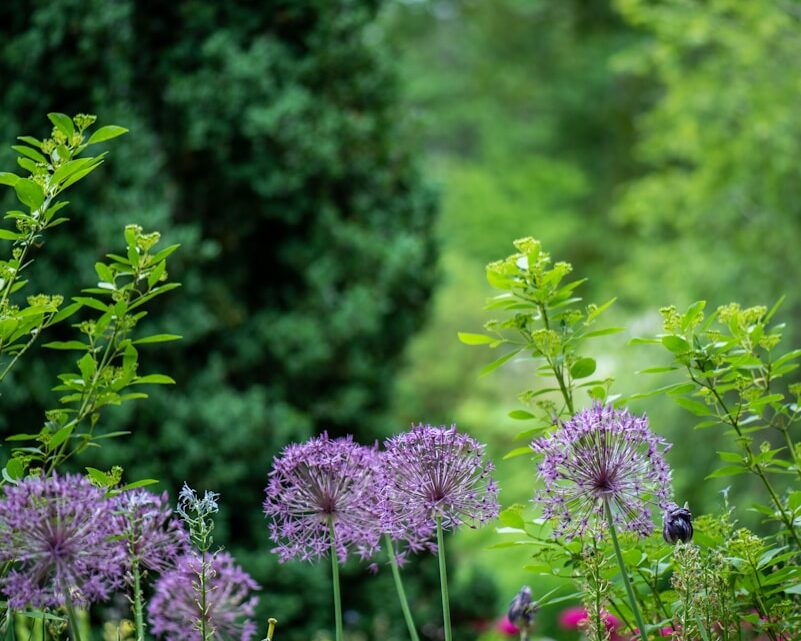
{"left": 381, "top": 424, "right": 499, "bottom": 538}
{"left": 147, "top": 551, "right": 259, "bottom": 641}
{"left": 263, "top": 433, "right": 383, "bottom": 563}
{"left": 531, "top": 404, "right": 673, "bottom": 540}
{"left": 0, "top": 473, "right": 125, "bottom": 608}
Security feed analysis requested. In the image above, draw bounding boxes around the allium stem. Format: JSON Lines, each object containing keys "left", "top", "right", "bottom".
{"left": 384, "top": 534, "right": 420, "bottom": 641}
{"left": 132, "top": 560, "right": 145, "bottom": 641}
{"left": 200, "top": 550, "right": 210, "bottom": 641}
{"left": 435, "top": 517, "right": 453, "bottom": 641}
{"left": 604, "top": 501, "right": 648, "bottom": 641}
{"left": 328, "top": 522, "right": 343, "bottom": 641}
{"left": 64, "top": 590, "right": 84, "bottom": 641}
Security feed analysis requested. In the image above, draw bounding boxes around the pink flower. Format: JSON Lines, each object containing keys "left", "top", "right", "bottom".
{"left": 559, "top": 607, "right": 621, "bottom": 636}
{"left": 559, "top": 606, "right": 587, "bottom": 629}
{"left": 496, "top": 616, "right": 520, "bottom": 636}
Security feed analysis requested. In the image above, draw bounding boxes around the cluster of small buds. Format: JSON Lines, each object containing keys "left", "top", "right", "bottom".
{"left": 176, "top": 483, "right": 220, "bottom": 553}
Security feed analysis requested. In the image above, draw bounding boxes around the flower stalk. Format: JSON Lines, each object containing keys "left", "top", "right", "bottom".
{"left": 329, "top": 522, "right": 343, "bottom": 641}
{"left": 436, "top": 517, "right": 453, "bottom": 641}
{"left": 604, "top": 501, "right": 648, "bottom": 641}
{"left": 384, "top": 534, "right": 420, "bottom": 641}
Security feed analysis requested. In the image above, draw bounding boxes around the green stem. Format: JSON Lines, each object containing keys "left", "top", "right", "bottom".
{"left": 329, "top": 522, "right": 343, "bottom": 641}
{"left": 199, "top": 550, "right": 209, "bottom": 641}
{"left": 132, "top": 561, "right": 145, "bottom": 641}
{"left": 384, "top": 534, "right": 420, "bottom": 641}
{"left": 63, "top": 591, "right": 83, "bottom": 641}
{"left": 604, "top": 502, "right": 648, "bottom": 641}
{"left": 435, "top": 517, "right": 452, "bottom": 641}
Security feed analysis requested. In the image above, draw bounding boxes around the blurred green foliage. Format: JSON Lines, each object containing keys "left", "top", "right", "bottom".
{"left": 0, "top": 1, "right": 437, "bottom": 639}
{"left": 383, "top": 1, "right": 801, "bottom": 638}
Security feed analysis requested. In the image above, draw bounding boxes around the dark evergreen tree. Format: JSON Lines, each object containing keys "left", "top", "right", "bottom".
{"left": 0, "top": 1, "right": 437, "bottom": 637}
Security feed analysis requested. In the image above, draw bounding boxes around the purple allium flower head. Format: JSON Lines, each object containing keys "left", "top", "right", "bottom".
{"left": 0, "top": 473, "right": 125, "bottom": 608}
{"left": 148, "top": 551, "right": 259, "bottom": 641}
{"left": 115, "top": 490, "right": 188, "bottom": 574}
{"left": 381, "top": 424, "right": 499, "bottom": 536}
{"left": 263, "top": 433, "right": 383, "bottom": 563}
{"left": 531, "top": 404, "right": 673, "bottom": 540}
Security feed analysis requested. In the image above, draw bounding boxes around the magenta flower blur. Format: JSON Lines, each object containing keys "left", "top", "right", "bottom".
{"left": 263, "top": 433, "right": 383, "bottom": 563}
{"left": 382, "top": 425, "right": 499, "bottom": 536}
{"left": 531, "top": 404, "right": 673, "bottom": 540}
{"left": 115, "top": 490, "right": 188, "bottom": 574}
{"left": 0, "top": 473, "right": 125, "bottom": 608}
{"left": 148, "top": 551, "right": 259, "bottom": 641}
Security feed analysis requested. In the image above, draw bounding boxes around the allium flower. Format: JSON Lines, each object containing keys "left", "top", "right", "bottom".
{"left": 0, "top": 473, "right": 125, "bottom": 608}
{"left": 531, "top": 404, "right": 672, "bottom": 540}
{"left": 148, "top": 551, "right": 259, "bottom": 641}
{"left": 115, "top": 490, "right": 188, "bottom": 573}
{"left": 263, "top": 433, "right": 383, "bottom": 563}
{"left": 663, "top": 502, "right": 693, "bottom": 544}
{"left": 381, "top": 425, "right": 499, "bottom": 535}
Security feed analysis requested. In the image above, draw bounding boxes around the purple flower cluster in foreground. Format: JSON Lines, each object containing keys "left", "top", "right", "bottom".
{"left": 531, "top": 404, "right": 673, "bottom": 540}
{"left": 383, "top": 425, "right": 499, "bottom": 535}
{"left": 263, "top": 425, "right": 499, "bottom": 564}
{"left": 0, "top": 474, "right": 125, "bottom": 608}
{"left": 264, "top": 434, "right": 383, "bottom": 563}
{"left": 148, "top": 551, "right": 260, "bottom": 641}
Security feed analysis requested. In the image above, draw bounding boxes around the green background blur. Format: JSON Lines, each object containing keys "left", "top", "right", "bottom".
{"left": 3, "top": 1, "right": 801, "bottom": 640}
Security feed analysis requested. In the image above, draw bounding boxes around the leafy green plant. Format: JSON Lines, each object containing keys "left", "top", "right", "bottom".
{"left": 0, "top": 114, "right": 180, "bottom": 487}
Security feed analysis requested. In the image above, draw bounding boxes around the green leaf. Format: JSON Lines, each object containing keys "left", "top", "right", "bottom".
{"left": 72, "top": 296, "right": 109, "bottom": 312}
{"left": 705, "top": 465, "right": 748, "bottom": 479}
{"left": 0, "top": 229, "right": 21, "bottom": 241}
{"left": 662, "top": 335, "right": 690, "bottom": 353}
{"left": 87, "top": 125, "right": 129, "bottom": 145}
{"left": 11, "top": 144, "right": 47, "bottom": 164}
{"left": 133, "top": 374, "right": 176, "bottom": 385}
{"left": 0, "top": 172, "right": 20, "bottom": 187}
{"left": 480, "top": 348, "right": 521, "bottom": 376}
{"left": 85, "top": 467, "right": 110, "bottom": 486}
{"left": 503, "top": 446, "right": 533, "bottom": 460}
{"left": 78, "top": 353, "right": 96, "bottom": 382}
{"left": 4, "top": 457, "right": 23, "bottom": 480}
{"left": 457, "top": 332, "right": 497, "bottom": 345}
{"left": 783, "top": 583, "right": 801, "bottom": 595}
{"left": 43, "top": 341, "right": 89, "bottom": 351}
{"left": 48, "top": 112, "right": 75, "bottom": 136}
{"left": 132, "top": 334, "right": 182, "bottom": 345}
{"left": 508, "top": 409, "right": 536, "bottom": 420}
{"left": 672, "top": 396, "right": 712, "bottom": 417}
{"left": 116, "top": 478, "right": 159, "bottom": 492}
{"left": 499, "top": 506, "right": 526, "bottom": 529}
{"left": 14, "top": 178, "right": 44, "bottom": 210}
{"left": 570, "top": 357, "right": 596, "bottom": 379}
{"left": 48, "top": 424, "right": 75, "bottom": 449}
{"left": 583, "top": 327, "right": 625, "bottom": 338}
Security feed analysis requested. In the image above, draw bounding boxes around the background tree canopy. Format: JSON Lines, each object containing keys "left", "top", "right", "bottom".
{"left": 3, "top": 0, "right": 801, "bottom": 639}
{"left": 0, "top": 1, "right": 438, "bottom": 638}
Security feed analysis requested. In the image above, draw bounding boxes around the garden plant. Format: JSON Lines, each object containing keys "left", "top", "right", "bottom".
{"left": 1, "top": 116, "right": 801, "bottom": 641}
